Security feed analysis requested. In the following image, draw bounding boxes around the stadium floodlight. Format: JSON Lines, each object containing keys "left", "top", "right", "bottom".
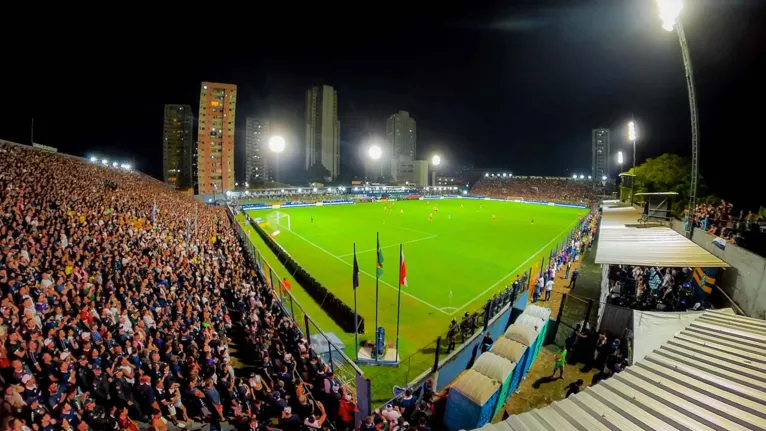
{"left": 89, "top": 156, "right": 97, "bottom": 163}
{"left": 235, "top": 182, "right": 239, "bottom": 187}
{"left": 588, "top": 175, "right": 592, "bottom": 180}
{"left": 353, "top": 187, "right": 359, "bottom": 191}
{"left": 579, "top": 174, "right": 584, "bottom": 179}
{"left": 269, "top": 136, "right": 285, "bottom": 153}
{"left": 297, "top": 188, "right": 302, "bottom": 193}
{"left": 368, "top": 144, "right": 382, "bottom": 160}
{"left": 572, "top": 174, "right": 577, "bottom": 179}
{"left": 602, "top": 175, "right": 607, "bottom": 181}
{"left": 245, "top": 182, "right": 248, "bottom": 187}
{"left": 657, "top": 0, "right": 683, "bottom": 31}
{"left": 280, "top": 189, "right": 285, "bottom": 193}
{"left": 628, "top": 121, "right": 637, "bottom": 142}
{"left": 617, "top": 151, "right": 624, "bottom": 164}
{"left": 425, "top": 186, "right": 430, "bottom": 191}
{"left": 101, "top": 159, "right": 109, "bottom": 165}
{"left": 462, "top": 190, "right": 468, "bottom": 195}
{"left": 431, "top": 155, "right": 441, "bottom": 166}
{"left": 405, "top": 181, "right": 409, "bottom": 185}
{"left": 313, "top": 187, "right": 318, "bottom": 192}
{"left": 112, "top": 162, "right": 119, "bottom": 168}
{"left": 485, "top": 173, "right": 489, "bottom": 177}
{"left": 502, "top": 173, "right": 506, "bottom": 177}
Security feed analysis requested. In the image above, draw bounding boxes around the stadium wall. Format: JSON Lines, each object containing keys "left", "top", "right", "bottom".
{"left": 685, "top": 226, "right": 766, "bottom": 319}
{"left": 244, "top": 213, "right": 366, "bottom": 333}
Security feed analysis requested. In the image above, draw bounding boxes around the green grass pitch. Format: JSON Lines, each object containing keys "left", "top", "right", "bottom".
{"left": 247, "top": 198, "right": 586, "bottom": 359}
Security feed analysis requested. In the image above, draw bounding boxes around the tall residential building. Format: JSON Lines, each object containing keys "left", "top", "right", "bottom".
{"left": 162, "top": 104, "right": 193, "bottom": 190}
{"left": 245, "top": 118, "right": 270, "bottom": 183}
{"left": 592, "top": 128, "right": 611, "bottom": 180}
{"left": 196, "top": 82, "right": 237, "bottom": 194}
{"left": 386, "top": 111, "right": 417, "bottom": 160}
{"left": 305, "top": 85, "right": 340, "bottom": 179}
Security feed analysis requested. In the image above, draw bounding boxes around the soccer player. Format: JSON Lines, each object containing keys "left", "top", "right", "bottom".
{"left": 434, "top": 205, "right": 438, "bottom": 212}
{"left": 400, "top": 209, "right": 404, "bottom": 215}
{"left": 460, "top": 204, "right": 464, "bottom": 209}
{"left": 311, "top": 215, "right": 314, "bottom": 223}
{"left": 448, "top": 214, "right": 451, "bottom": 219}
{"left": 492, "top": 214, "right": 496, "bottom": 220}
{"left": 429, "top": 213, "right": 433, "bottom": 221}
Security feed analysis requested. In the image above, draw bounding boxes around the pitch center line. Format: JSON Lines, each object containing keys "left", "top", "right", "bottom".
{"left": 450, "top": 217, "right": 582, "bottom": 315}
{"left": 336, "top": 235, "right": 438, "bottom": 258}
{"left": 280, "top": 228, "right": 450, "bottom": 315}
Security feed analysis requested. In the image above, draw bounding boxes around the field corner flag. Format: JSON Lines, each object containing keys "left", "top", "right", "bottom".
{"left": 399, "top": 247, "right": 408, "bottom": 287}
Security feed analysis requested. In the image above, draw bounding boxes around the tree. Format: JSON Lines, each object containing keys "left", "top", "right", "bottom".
{"left": 626, "top": 153, "right": 707, "bottom": 215}
{"left": 306, "top": 163, "right": 332, "bottom": 183}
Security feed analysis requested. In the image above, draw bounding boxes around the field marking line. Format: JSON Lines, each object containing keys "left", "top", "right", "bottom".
{"left": 450, "top": 218, "right": 581, "bottom": 316}
{"left": 376, "top": 219, "right": 438, "bottom": 237}
{"left": 280, "top": 228, "right": 451, "bottom": 315}
{"left": 336, "top": 235, "right": 438, "bottom": 258}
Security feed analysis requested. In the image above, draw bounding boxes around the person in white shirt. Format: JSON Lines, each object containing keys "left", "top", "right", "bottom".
{"left": 544, "top": 279, "right": 555, "bottom": 301}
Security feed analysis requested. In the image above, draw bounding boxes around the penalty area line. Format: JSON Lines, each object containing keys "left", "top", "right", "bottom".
{"left": 336, "top": 235, "right": 438, "bottom": 258}
{"left": 282, "top": 229, "right": 451, "bottom": 315}
{"left": 449, "top": 218, "right": 581, "bottom": 316}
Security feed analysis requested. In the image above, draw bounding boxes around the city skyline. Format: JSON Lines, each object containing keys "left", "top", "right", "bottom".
{"left": 196, "top": 82, "right": 237, "bottom": 194}
{"left": 305, "top": 85, "right": 340, "bottom": 180}
{"left": 4, "top": 1, "right": 766, "bottom": 208}
{"left": 162, "top": 104, "right": 193, "bottom": 190}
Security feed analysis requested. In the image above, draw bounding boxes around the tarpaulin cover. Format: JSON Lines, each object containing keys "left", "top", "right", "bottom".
{"left": 503, "top": 323, "right": 537, "bottom": 346}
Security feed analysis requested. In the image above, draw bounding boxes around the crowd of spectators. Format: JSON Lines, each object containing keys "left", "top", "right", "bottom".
{"left": 605, "top": 264, "right": 706, "bottom": 311}
{"left": 0, "top": 143, "right": 361, "bottom": 431}
{"left": 691, "top": 200, "right": 753, "bottom": 246}
{"left": 471, "top": 177, "right": 597, "bottom": 205}
{"left": 561, "top": 323, "right": 630, "bottom": 386}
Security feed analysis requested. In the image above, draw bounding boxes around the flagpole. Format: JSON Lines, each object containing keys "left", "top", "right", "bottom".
{"left": 354, "top": 243, "right": 359, "bottom": 362}
{"left": 375, "top": 232, "right": 380, "bottom": 363}
{"left": 396, "top": 243, "right": 402, "bottom": 362}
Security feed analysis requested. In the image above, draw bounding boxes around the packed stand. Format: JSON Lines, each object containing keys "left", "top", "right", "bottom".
{"left": 0, "top": 143, "right": 354, "bottom": 431}
{"left": 691, "top": 200, "right": 752, "bottom": 246}
{"left": 555, "top": 323, "right": 630, "bottom": 387}
{"left": 604, "top": 264, "right": 708, "bottom": 311}
{"left": 472, "top": 177, "right": 597, "bottom": 205}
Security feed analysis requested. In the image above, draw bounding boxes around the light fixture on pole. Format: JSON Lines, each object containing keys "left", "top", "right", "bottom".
{"left": 431, "top": 155, "right": 441, "bottom": 187}
{"left": 269, "top": 136, "right": 286, "bottom": 183}
{"left": 617, "top": 151, "right": 624, "bottom": 177}
{"left": 367, "top": 144, "right": 382, "bottom": 181}
{"left": 657, "top": 0, "right": 698, "bottom": 238}
{"left": 628, "top": 120, "right": 637, "bottom": 170}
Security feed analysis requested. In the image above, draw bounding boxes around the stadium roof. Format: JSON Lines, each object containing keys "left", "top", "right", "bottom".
{"left": 595, "top": 203, "right": 728, "bottom": 267}
{"left": 483, "top": 309, "right": 766, "bottom": 431}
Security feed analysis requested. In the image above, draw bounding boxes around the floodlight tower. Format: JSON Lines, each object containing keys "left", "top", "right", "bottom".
{"left": 657, "top": 0, "right": 699, "bottom": 238}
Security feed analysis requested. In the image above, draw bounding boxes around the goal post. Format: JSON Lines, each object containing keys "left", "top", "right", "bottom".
{"left": 268, "top": 211, "right": 291, "bottom": 231}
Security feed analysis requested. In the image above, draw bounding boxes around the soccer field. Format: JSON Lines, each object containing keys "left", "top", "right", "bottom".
{"left": 247, "top": 198, "right": 586, "bottom": 356}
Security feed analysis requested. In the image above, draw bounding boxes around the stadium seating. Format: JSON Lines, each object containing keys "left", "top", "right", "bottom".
{"left": 0, "top": 143, "right": 367, "bottom": 431}
{"left": 471, "top": 177, "right": 596, "bottom": 205}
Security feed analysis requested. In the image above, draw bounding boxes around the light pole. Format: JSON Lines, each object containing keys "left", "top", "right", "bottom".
{"left": 657, "top": 0, "right": 698, "bottom": 238}
{"left": 628, "top": 120, "right": 637, "bottom": 170}
{"left": 431, "top": 155, "right": 441, "bottom": 187}
{"left": 269, "top": 136, "right": 286, "bottom": 183}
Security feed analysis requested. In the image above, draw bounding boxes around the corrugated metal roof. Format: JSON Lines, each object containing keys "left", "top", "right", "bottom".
{"left": 595, "top": 204, "right": 728, "bottom": 267}
{"left": 497, "top": 310, "right": 766, "bottom": 431}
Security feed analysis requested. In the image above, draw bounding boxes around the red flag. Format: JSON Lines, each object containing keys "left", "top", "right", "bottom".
{"left": 399, "top": 248, "right": 408, "bottom": 286}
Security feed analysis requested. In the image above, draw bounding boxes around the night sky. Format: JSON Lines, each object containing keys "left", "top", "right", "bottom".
{"left": 2, "top": 1, "right": 765, "bottom": 209}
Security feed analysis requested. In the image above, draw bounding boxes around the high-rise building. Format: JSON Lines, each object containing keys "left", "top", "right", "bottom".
{"left": 592, "top": 128, "right": 610, "bottom": 180}
{"left": 196, "top": 82, "right": 237, "bottom": 194}
{"left": 305, "top": 85, "right": 340, "bottom": 179}
{"left": 245, "top": 118, "right": 270, "bottom": 183}
{"left": 386, "top": 111, "right": 417, "bottom": 160}
{"left": 162, "top": 104, "right": 193, "bottom": 190}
